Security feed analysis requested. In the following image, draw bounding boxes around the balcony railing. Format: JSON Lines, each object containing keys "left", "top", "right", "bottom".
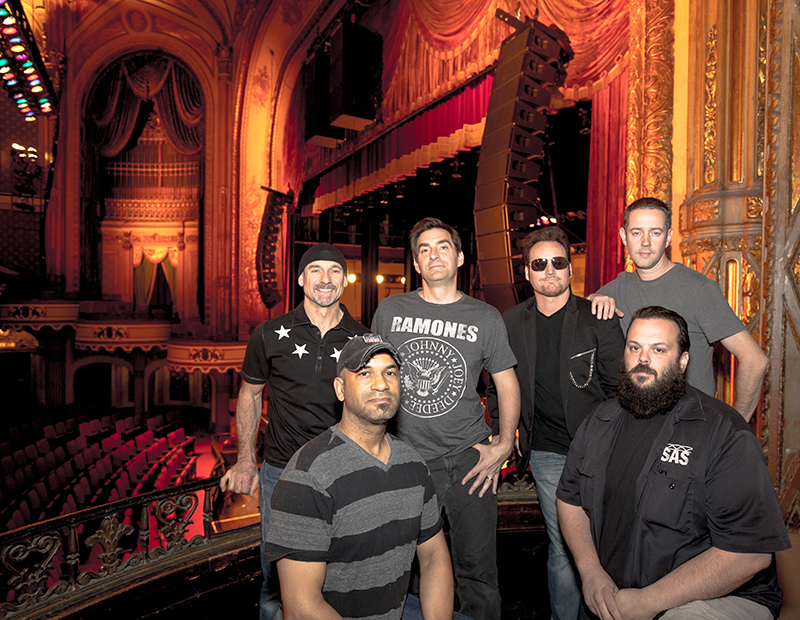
{"left": 0, "top": 474, "right": 258, "bottom": 619}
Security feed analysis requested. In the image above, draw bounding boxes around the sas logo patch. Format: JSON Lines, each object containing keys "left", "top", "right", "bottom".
{"left": 661, "top": 443, "right": 693, "bottom": 466}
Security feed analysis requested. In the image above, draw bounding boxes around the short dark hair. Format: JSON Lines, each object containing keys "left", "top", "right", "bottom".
{"left": 523, "top": 226, "right": 570, "bottom": 263}
{"left": 409, "top": 217, "right": 463, "bottom": 258}
{"left": 623, "top": 197, "right": 672, "bottom": 231}
{"left": 629, "top": 306, "right": 690, "bottom": 355}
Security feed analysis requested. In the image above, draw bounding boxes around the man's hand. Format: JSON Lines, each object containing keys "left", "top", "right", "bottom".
{"left": 589, "top": 294, "right": 624, "bottom": 320}
{"left": 581, "top": 565, "right": 623, "bottom": 620}
{"left": 219, "top": 458, "right": 259, "bottom": 495}
{"left": 462, "top": 436, "right": 513, "bottom": 497}
{"left": 613, "top": 589, "right": 657, "bottom": 620}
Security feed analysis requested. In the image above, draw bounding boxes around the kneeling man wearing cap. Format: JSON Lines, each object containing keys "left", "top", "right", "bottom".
{"left": 264, "top": 334, "right": 459, "bottom": 620}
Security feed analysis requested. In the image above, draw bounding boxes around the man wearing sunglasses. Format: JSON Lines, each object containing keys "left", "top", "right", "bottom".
{"left": 488, "top": 226, "right": 624, "bottom": 620}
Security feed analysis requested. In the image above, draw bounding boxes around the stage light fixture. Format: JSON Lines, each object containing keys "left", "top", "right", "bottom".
{"left": 0, "top": 0, "right": 57, "bottom": 120}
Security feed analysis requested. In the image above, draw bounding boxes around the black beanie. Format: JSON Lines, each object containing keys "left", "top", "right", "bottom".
{"left": 298, "top": 243, "right": 348, "bottom": 275}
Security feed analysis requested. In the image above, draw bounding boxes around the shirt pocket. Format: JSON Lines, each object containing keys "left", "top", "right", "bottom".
{"left": 569, "top": 348, "right": 596, "bottom": 389}
{"left": 642, "top": 467, "right": 696, "bottom": 533}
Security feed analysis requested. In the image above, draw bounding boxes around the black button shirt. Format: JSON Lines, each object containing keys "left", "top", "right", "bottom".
{"left": 241, "top": 303, "right": 368, "bottom": 467}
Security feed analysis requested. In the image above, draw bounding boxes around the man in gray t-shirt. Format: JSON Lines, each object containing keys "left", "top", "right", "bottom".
{"left": 372, "top": 217, "right": 520, "bottom": 620}
{"left": 591, "top": 198, "right": 768, "bottom": 421}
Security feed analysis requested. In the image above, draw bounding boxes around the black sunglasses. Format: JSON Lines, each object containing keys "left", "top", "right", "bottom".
{"left": 527, "top": 257, "right": 570, "bottom": 271}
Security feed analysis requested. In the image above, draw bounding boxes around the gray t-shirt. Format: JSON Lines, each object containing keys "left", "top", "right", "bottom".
{"left": 372, "top": 290, "right": 517, "bottom": 460}
{"left": 596, "top": 264, "right": 745, "bottom": 396}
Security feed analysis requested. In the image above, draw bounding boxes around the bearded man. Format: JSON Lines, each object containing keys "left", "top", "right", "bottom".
{"left": 556, "top": 306, "right": 790, "bottom": 620}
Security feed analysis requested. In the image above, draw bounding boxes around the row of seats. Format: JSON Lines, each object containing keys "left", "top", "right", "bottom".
{"left": 5, "top": 429, "right": 196, "bottom": 532}
{"left": 2, "top": 410, "right": 191, "bottom": 533}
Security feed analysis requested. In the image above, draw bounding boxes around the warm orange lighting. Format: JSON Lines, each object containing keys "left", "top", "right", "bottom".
{"left": 376, "top": 275, "right": 384, "bottom": 284}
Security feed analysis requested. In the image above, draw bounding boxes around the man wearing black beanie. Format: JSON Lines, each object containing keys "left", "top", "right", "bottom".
{"left": 220, "top": 242, "right": 368, "bottom": 620}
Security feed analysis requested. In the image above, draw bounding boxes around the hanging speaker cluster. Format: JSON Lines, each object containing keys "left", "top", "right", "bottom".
{"left": 257, "top": 188, "right": 294, "bottom": 309}
{"left": 474, "top": 17, "right": 573, "bottom": 311}
{"left": 303, "top": 21, "right": 382, "bottom": 148}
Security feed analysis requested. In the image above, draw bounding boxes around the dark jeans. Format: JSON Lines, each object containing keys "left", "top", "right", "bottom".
{"left": 259, "top": 462, "right": 283, "bottom": 620}
{"left": 427, "top": 446, "right": 500, "bottom": 620}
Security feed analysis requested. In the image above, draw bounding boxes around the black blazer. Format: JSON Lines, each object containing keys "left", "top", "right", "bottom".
{"left": 489, "top": 292, "right": 625, "bottom": 470}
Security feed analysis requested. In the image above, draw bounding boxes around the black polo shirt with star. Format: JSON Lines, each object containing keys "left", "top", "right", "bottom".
{"left": 241, "top": 303, "right": 368, "bottom": 468}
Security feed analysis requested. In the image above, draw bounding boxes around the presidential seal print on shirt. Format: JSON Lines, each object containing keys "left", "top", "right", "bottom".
{"left": 371, "top": 291, "right": 516, "bottom": 461}
{"left": 399, "top": 336, "right": 468, "bottom": 418}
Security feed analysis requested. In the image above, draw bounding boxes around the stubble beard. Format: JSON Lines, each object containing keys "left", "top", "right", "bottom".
{"left": 617, "top": 360, "right": 687, "bottom": 419}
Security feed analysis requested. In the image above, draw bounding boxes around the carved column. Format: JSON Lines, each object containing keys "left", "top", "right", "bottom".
{"left": 679, "top": 0, "right": 765, "bottom": 405}
{"left": 762, "top": 0, "right": 800, "bottom": 547}
{"left": 626, "top": 0, "right": 674, "bottom": 205}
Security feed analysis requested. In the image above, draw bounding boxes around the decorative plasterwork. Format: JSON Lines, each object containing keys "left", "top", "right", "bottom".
{"left": 747, "top": 196, "right": 764, "bottom": 218}
{"left": 757, "top": 12, "right": 768, "bottom": 178}
{"left": 703, "top": 26, "right": 718, "bottom": 186}
{"left": 166, "top": 340, "right": 247, "bottom": 374}
{"left": 74, "top": 321, "right": 171, "bottom": 352}
{"left": 626, "top": 0, "right": 674, "bottom": 205}
{"left": 689, "top": 198, "right": 720, "bottom": 224}
{"left": 0, "top": 302, "right": 80, "bottom": 332}
{"left": 761, "top": 0, "right": 785, "bottom": 489}
{"left": 680, "top": 234, "right": 763, "bottom": 256}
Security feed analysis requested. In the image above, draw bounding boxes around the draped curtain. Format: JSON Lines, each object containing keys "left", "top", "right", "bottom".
{"left": 289, "top": 0, "right": 630, "bottom": 291}
{"left": 88, "top": 57, "right": 204, "bottom": 157}
{"left": 585, "top": 69, "right": 628, "bottom": 294}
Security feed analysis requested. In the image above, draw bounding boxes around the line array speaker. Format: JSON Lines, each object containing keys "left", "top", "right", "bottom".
{"left": 474, "top": 19, "right": 573, "bottom": 311}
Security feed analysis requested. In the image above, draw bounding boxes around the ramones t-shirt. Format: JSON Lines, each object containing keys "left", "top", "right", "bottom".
{"left": 372, "top": 290, "right": 517, "bottom": 461}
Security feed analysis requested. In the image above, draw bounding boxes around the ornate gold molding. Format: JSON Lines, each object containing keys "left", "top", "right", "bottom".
{"left": 747, "top": 196, "right": 764, "bottom": 218}
{"left": 626, "top": 0, "right": 674, "bottom": 205}
{"left": 680, "top": 234, "right": 763, "bottom": 255}
{"left": 761, "top": 0, "right": 785, "bottom": 485}
{"left": 757, "top": 13, "right": 768, "bottom": 178}
{"left": 688, "top": 198, "right": 720, "bottom": 224}
{"left": 166, "top": 339, "right": 247, "bottom": 374}
{"left": 742, "top": 257, "right": 761, "bottom": 325}
{"left": 703, "top": 26, "right": 718, "bottom": 186}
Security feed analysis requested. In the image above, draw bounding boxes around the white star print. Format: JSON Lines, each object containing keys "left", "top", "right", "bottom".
{"left": 292, "top": 344, "right": 309, "bottom": 359}
{"left": 330, "top": 347, "right": 342, "bottom": 362}
{"left": 274, "top": 325, "right": 291, "bottom": 340}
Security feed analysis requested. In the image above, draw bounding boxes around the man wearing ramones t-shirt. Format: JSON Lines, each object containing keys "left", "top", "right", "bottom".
{"left": 372, "top": 218, "right": 520, "bottom": 620}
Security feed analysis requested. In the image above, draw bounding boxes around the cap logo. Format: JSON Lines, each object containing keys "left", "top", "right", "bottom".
{"left": 363, "top": 335, "right": 382, "bottom": 343}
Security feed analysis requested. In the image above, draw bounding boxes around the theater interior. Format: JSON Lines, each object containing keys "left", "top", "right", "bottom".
{"left": 0, "top": 0, "right": 799, "bottom": 617}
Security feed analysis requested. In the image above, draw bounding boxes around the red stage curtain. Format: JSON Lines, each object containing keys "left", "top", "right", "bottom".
{"left": 584, "top": 68, "right": 627, "bottom": 295}
{"left": 312, "top": 75, "right": 493, "bottom": 212}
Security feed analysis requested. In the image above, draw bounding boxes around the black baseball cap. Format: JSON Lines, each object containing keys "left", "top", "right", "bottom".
{"left": 337, "top": 334, "right": 402, "bottom": 375}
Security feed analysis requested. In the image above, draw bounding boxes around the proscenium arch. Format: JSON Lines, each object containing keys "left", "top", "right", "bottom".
{"left": 55, "top": 27, "right": 217, "bottom": 297}
{"left": 79, "top": 50, "right": 206, "bottom": 298}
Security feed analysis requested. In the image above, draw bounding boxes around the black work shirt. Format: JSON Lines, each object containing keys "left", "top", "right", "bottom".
{"left": 557, "top": 387, "right": 791, "bottom": 617}
{"left": 240, "top": 303, "right": 368, "bottom": 467}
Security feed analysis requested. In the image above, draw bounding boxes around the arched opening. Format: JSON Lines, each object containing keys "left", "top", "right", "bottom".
{"left": 80, "top": 52, "right": 205, "bottom": 326}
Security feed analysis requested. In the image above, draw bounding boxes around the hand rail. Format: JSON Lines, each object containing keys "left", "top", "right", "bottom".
{"left": 0, "top": 475, "right": 241, "bottom": 620}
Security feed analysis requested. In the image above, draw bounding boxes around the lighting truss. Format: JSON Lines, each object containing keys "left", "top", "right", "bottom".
{"left": 0, "top": 0, "right": 56, "bottom": 121}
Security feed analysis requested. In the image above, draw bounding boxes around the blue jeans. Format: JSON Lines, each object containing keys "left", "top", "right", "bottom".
{"left": 259, "top": 462, "right": 284, "bottom": 620}
{"left": 530, "top": 450, "right": 581, "bottom": 620}
{"left": 402, "top": 594, "right": 474, "bottom": 619}
{"left": 427, "top": 447, "right": 500, "bottom": 620}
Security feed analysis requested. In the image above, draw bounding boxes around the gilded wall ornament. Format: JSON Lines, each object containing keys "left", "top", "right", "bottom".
{"left": 690, "top": 199, "right": 720, "bottom": 224}
{"left": 757, "top": 13, "right": 767, "bottom": 178}
{"left": 703, "top": 26, "right": 718, "bottom": 186}
{"left": 626, "top": 0, "right": 674, "bottom": 205}
{"left": 747, "top": 196, "right": 764, "bottom": 218}
{"left": 742, "top": 258, "right": 761, "bottom": 325}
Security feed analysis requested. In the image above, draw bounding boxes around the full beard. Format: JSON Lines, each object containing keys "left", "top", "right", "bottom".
{"left": 617, "top": 361, "right": 687, "bottom": 419}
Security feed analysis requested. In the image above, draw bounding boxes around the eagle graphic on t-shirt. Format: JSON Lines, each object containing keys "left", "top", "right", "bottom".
{"left": 404, "top": 358, "right": 450, "bottom": 398}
